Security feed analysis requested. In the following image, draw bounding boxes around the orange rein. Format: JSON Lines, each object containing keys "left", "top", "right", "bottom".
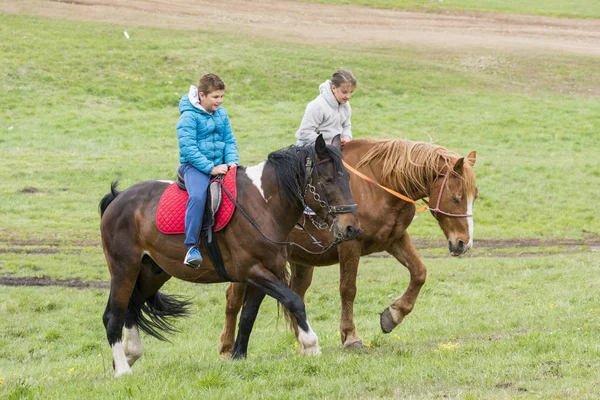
{"left": 342, "top": 160, "right": 429, "bottom": 213}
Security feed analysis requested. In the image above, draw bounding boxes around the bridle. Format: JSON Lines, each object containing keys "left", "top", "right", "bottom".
{"left": 426, "top": 170, "right": 473, "bottom": 218}
{"left": 299, "top": 157, "right": 358, "bottom": 235}
{"left": 221, "top": 154, "right": 358, "bottom": 255}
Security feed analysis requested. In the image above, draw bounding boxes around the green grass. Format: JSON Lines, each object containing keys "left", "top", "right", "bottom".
{"left": 1, "top": 253, "right": 599, "bottom": 398}
{"left": 1, "top": 10, "right": 600, "bottom": 399}
{"left": 1, "top": 14, "right": 599, "bottom": 243}
{"left": 295, "top": 0, "right": 600, "bottom": 18}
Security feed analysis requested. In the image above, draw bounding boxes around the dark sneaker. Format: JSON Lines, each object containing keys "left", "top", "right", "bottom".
{"left": 184, "top": 247, "right": 202, "bottom": 268}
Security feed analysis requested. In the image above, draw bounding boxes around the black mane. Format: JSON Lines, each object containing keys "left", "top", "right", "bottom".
{"left": 266, "top": 144, "right": 344, "bottom": 212}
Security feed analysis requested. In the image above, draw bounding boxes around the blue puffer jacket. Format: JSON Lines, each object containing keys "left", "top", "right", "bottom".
{"left": 176, "top": 90, "right": 239, "bottom": 175}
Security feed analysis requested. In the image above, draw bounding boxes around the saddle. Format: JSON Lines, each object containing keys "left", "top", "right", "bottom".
{"left": 156, "top": 165, "right": 239, "bottom": 281}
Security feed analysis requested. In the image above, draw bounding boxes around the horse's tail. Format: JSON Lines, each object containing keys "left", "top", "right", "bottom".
{"left": 99, "top": 181, "right": 120, "bottom": 217}
{"left": 127, "top": 286, "right": 192, "bottom": 342}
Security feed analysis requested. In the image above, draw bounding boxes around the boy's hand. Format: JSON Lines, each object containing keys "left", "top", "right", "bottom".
{"left": 211, "top": 164, "right": 228, "bottom": 175}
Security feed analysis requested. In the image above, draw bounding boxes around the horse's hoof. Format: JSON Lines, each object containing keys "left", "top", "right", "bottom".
{"left": 221, "top": 351, "right": 233, "bottom": 360}
{"left": 231, "top": 351, "right": 247, "bottom": 360}
{"left": 343, "top": 340, "right": 365, "bottom": 348}
{"left": 114, "top": 368, "right": 133, "bottom": 378}
{"left": 380, "top": 308, "right": 396, "bottom": 334}
{"left": 300, "top": 345, "right": 321, "bottom": 356}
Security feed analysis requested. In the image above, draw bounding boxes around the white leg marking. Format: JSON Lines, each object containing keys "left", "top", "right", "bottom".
{"left": 467, "top": 195, "right": 474, "bottom": 248}
{"left": 245, "top": 162, "right": 268, "bottom": 201}
{"left": 112, "top": 341, "right": 133, "bottom": 377}
{"left": 123, "top": 326, "right": 143, "bottom": 366}
{"left": 298, "top": 321, "right": 321, "bottom": 356}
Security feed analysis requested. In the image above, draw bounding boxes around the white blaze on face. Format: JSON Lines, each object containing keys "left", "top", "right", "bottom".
{"left": 246, "top": 162, "right": 267, "bottom": 200}
{"left": 467, "top": 194, "right": 474, "bottom": 247}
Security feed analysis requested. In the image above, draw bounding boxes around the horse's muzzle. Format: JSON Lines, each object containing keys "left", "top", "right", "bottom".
{"left": 448, "top": 239, "right": 469, "bottom": 257}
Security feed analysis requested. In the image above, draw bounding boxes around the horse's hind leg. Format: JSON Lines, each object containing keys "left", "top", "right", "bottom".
{"left": 380, "top": 233, "right": 427, "bottom": 333}
{"left": 103, "top": 254, "right": 141, "bottom": 377}
{"left": 219, "top": 282, "right": 247, "bottom": 359}
{"left": 123, "top": 256, "right": 172, "bottom": 366}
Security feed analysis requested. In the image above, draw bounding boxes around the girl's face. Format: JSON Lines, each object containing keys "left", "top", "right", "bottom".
{"left": 331, "top": 82, "right": 355, "bottom": 104}
{"left": 199, "top": 89, "right": 225, "bottom": 112}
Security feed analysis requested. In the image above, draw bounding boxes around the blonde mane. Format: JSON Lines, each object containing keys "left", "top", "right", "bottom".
{"left": 355, "top": 139, "right": 476, "bottom": 198}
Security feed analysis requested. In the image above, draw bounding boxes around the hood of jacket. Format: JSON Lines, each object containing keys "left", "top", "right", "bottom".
{"left": 178, "top": 85, "right": 210, "bottom": 115}
{"left": 319, "top": 80, "right": 341, "bottom": 110}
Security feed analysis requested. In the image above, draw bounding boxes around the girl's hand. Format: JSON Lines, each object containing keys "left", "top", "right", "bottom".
{"left": 227, "top": 163, "right": 237, "bottom": 170}
{"left": 341, "top": 138, "right": 348, "bottom": 147}
{"left": 211, "top": 164, "right": 228, "bottom": 175}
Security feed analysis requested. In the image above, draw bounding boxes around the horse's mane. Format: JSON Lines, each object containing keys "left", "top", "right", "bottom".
{"left": 355, "top": 139, "right": 476, "bottom": 198}
{"left": 267, "top": 144, "right": 344, "bottom": 211}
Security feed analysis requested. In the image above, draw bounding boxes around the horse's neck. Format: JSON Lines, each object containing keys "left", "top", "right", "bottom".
{"left": 365, "top": 159, "right": 431, "bottom": 202}
{"left": 246, "top": 162, "right": 303, "bottom": 237}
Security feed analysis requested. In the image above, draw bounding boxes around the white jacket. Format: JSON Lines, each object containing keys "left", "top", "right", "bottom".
{"left": 296, "top": 80, "right": 352, "bottom": 146}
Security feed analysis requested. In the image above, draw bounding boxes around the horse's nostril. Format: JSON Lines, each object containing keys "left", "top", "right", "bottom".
{"left": 457, "top": 240, "right": 465, "bottom": 253}
{"left": 448, "top": 241, "right": 453, "bottom": 253}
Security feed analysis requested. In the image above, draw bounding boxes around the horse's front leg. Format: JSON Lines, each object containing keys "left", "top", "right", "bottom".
{"left": 337, "top": 241, "right": 365, "bottom": 347}
{"left": 237, "top": 263, "right": 321, "bottom": 357}
{"left": 380, "top": 233, "right": 427, "bottom": 333}
{"left": 219, "top": 282, "right": 247, "bottom": 359}
{"left": 231, "top": 284, "right": 266, "bottom": 359}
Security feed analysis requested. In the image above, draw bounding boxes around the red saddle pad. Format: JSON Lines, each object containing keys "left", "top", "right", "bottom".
{"left": 156, "top": 166, "right": 238, "bottom": 234}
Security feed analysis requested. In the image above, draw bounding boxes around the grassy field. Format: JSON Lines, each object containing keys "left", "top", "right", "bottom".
{"left": 1, "top": 253, "right": 599, "bottom": 398}
{"left": 1, "top": 8, "right": 600, "bottom": 399}
{"left": 297, "top": 0, "right": 600, "bottom": 18}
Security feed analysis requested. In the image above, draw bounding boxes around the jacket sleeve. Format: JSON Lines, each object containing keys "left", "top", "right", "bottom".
{"left": 295, "top": 100, "right": 324, "bottom": 145}
{"left": 341, "top": 104, "right": 352, "bottom": 141}
{"left": 221, "top": 110, "right": 239, "bottom": 165}
{"left": 177, "top": 112, "right": 215, "bottom": 174}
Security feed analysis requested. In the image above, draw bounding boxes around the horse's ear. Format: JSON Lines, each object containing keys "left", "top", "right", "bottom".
{"left": 467, "top": 151, "right": 477, "bottom": 167}
{"left": 330, "top": 134, "right": 342, "bottom": 150}
{"left": 453, "top": 157, "right": 465, "bottom": 175}
{"left": 315, "top": 134, "right": 327, "bottom": 158}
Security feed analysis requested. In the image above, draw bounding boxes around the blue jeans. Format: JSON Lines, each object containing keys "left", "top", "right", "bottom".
{"left": 181, "top": 164, "right": 211, "bottom": 247}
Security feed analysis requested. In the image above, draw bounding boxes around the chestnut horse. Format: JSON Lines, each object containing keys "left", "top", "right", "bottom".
{"left": 219, "top": 139, "right": 477, "bottom": 355}
{"left": 99, "top": 135, "right": 359, "bottom": 377}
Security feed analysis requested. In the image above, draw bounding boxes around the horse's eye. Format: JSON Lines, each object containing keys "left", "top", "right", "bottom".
{"left": 452, "top": 195, "right": 461, "bottom": 204}
{"left": 324, "top": 177, "right": 334, "bottom": 184}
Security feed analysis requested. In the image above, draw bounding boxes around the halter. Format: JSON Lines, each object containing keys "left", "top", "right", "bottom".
{"left": 427, "top": 170, "right": 473, "bottom": 218}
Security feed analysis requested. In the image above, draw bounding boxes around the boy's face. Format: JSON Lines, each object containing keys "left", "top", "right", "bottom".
{"left": 331, "top": 82, "right": 355, "bottom": 105}
{"left": 199, "top": 89, "right": 225, "bottom": 112}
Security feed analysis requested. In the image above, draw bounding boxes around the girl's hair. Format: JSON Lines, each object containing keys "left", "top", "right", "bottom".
{"left": 198, "top": 73, "right": 226, "bottom": 95}
{"left": 331, "top": 69, "right": 357, "bottom": 88}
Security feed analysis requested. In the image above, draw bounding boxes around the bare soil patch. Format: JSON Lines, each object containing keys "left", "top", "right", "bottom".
{"left": 0, "top": 275, "right": 109, "bottom": 289}
{"left": 3, "top": 0, "right": 600, "bottom": 56}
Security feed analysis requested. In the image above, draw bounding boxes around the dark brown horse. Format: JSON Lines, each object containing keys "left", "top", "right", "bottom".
{"left": 99, "top": 135, "right": 359, "bottom": 377}
{"left": 219, "top": 139, "right": 477, "bottom": 356}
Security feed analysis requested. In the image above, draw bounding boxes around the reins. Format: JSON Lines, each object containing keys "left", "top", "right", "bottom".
{"left": 220, "top": 155, "right": 357, "bottom": 255}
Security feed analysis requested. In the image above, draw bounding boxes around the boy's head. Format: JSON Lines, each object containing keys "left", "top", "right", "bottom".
{"left": 331, "top": 69, "right": 356, "bottom": 105}
{"left": 198, "top": 73, "right": 226, "bottom": 113}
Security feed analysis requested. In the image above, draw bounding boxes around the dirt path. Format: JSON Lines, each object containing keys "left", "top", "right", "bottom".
{"left": 3, "top": 0, "right": 600, "bottom": 56}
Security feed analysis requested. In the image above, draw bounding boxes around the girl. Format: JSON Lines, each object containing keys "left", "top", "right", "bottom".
{"left": 296, "top": 69, "right": 357, "bottom": 146}
{"left": 176, "top": 73, "right": 239, "bottom": 268}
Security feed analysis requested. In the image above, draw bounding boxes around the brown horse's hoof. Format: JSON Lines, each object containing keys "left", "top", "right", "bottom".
{"left": 380, "top": 308, "right": 396, "bottom": 333}
{"left": 343, "top": 340, "right": 366, "bottom": 348}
